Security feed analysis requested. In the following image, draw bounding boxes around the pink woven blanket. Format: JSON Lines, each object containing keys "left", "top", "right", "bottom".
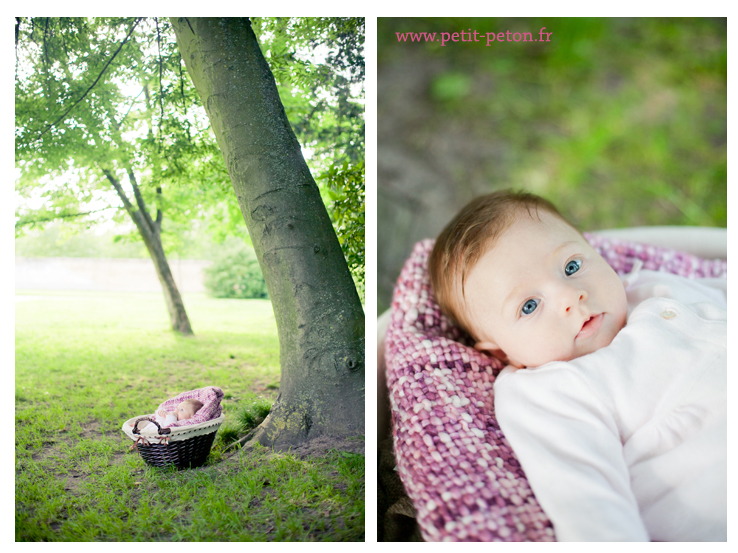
{"left": 156, "top": 386, "right": 224, "bottom": 429}
{"left": 385, "top": 234, "right": 726, "bottom": 542}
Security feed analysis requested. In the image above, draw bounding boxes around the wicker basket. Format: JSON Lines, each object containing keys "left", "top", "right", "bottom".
{"left": 121, "top": 414, "right": 225, "bottom": 469}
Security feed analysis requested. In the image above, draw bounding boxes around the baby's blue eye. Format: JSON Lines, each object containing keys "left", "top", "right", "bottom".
{"left": 565, "top": 259, "right": 582, "bottom": 276}
{"left": 521, "top": 299, "right": 539, "bottom": 315}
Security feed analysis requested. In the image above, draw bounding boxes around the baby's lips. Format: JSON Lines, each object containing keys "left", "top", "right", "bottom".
{"left": 576, "top": 313, "right": 604, "bottom": 339}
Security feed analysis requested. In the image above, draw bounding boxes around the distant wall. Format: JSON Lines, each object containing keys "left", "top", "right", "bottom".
{"left": 15, "top": 257, "right": 213, "bottom": 293}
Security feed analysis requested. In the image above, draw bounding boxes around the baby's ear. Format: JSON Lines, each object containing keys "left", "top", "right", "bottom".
{"left": 474, "top": 341, "right": 509, "bottom": 363}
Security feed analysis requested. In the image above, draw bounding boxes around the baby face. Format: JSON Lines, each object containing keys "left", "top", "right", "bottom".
{"left": 175, "top": 403, "right": 195, "bottom": 421}
{"left": 463, "top": 210, "right": 627, "bottom": 368}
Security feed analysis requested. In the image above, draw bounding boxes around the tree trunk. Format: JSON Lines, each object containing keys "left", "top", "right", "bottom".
{"left": 104, "top": 169, "right": 193, "bottom": 335}
{"left": 141, "top": 225, "right": 193, "bottom": 335}
{"left": 172, "top": 17, "right": 364, "bottom": 447}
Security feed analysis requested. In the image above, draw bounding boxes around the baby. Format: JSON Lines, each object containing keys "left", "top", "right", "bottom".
{"left": 129, "top": 399, "right": 204, "bottom": 431}
{"left": 429, "top": 190, "right": 726, "bottom": 541}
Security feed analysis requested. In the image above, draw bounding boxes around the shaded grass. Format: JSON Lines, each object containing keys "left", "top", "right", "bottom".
{"left": 15, "top": 291, "right": 364, "bottom": 541}
{"left": 215, "top": 397, "right": 274, "bottom": 448}
{"left": 236, "top": 397, "right": 274, "bottom": 432}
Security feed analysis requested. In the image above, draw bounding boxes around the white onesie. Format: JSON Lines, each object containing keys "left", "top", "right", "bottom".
{"left": 494, "top": 269, "right": 727, "bottom": 541}
{"left": 138, "top": 411, "right": 177, "bottom": 433}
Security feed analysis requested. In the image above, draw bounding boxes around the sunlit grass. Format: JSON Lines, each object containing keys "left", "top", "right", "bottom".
{"left": 15, "top": 291, "right": 364, "bottom": 541}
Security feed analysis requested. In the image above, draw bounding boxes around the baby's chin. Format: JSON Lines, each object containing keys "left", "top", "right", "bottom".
{"left": 581, "top": 316, "right": 625, "bottom": 357}
{"left": 517, "top": 329, "right": 621, "bottom": 368}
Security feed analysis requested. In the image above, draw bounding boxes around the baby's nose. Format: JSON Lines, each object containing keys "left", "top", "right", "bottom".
{"left": 564, "top": 289, "right": 587, "bottom": 313}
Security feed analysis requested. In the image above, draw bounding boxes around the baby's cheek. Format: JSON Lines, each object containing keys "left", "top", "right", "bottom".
{"left": 590, "top": 327, "right": 616, "bottom": 355}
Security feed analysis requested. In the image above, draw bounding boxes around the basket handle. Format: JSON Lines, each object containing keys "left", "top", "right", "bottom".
{"left": 132, "top": 417, "right": 171, "bottom": 435}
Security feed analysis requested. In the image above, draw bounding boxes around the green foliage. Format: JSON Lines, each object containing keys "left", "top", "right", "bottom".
{"left": 253, "top": 17, "right": 365, "bottom": 167}
{"left": 319, "top": 161, "right": 365, "bottom": 300}
{"left": 202, "top": 238, "right": 269, "bottom": 299}
{"left": 15, "top": 17, "right": 233, "bottom": 245}
{"left": 431, "top": 72, "right": 473, "bottom": 101}
{"left": 16, "top": 17, "right": 366, "bottom": 300}
{"left": 377, "top": 17, "right": 726, "bottom": 230}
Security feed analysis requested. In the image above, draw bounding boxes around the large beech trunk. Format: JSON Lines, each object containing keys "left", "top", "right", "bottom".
{"left": 172, "top": 17, "right": 364, "bottom": 446}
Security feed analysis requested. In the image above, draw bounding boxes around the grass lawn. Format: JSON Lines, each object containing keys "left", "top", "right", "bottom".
{"left": 15, "top": 290, "right": 365, "bottom": 541}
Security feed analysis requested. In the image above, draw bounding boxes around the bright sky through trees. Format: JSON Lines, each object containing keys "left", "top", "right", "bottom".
{"left": 15, "top": 19, "right": 360, "bottom": 234}
{"left": 16, "top": 17, "right": 365, "bottom": 300}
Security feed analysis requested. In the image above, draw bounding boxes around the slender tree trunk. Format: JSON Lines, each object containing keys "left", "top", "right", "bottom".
{"left": 103, "top": 169, "right": 193, "bottom": 335}
{"left": 172, "top": 17, "right": 364, "bottom": 447}
{"left": 142, "top": 231, "right": 193, "bottom": 335}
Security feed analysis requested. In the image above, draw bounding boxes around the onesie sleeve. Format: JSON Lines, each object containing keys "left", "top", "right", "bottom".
{"left": 494, "top": 365, "right": 650, "bottom": 541}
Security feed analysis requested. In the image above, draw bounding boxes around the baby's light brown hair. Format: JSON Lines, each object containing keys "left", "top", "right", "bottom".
{"left": 180, "top": 399, "right": 204, "bottom": 418}
{"left": 429, "top": 189, "right": 576, "bottom": 339}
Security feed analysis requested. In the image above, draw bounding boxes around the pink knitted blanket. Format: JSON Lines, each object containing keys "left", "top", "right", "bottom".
{"left": 155, "top": 385, "right": 224, "bottom": 429}
{"left": 385, "top": 234, "right": 726, "bottom": 541}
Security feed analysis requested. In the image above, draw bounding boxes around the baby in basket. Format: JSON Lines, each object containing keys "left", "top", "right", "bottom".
{"left": 128, "top": 399, "right": 204, "bottom": 431}
{"left": 429, "top": 190, "right": 726, "bottom": 541}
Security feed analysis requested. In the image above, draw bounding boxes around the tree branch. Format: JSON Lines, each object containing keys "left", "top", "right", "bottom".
{"left": 155, "top": 187, "right": 163, "bottom": 231}
{"left": 155, "top": 17, "right": 165, "bottom": 148}
{"left": 102, "top": 168, "right": 135, "bottom": 214}
{"left": 43, "top": 18, "right": 50, "bottom": 70}
{"left": 103, "top": 168, "right": 156, "bottom": 253}
{"left": 127, "top": 168, "right": 156, "bottom": 234}
{"left": 117, "top": 85, "right": 146, "bottom": 129}
{"left": 15, "top": 206, "right": 120, "bottom": 228}
{"left": 177, "top": 52, "right": 187, "bottom": 111}
{"left": 15, "top": 18, "right": 21, "bottom": 82}
{"left": 37, "top": 17, "right": 142, "bottom": 140}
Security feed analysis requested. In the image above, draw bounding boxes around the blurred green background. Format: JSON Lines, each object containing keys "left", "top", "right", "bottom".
{"left": 377, "top": 17, "right": 726, "bottom": 314}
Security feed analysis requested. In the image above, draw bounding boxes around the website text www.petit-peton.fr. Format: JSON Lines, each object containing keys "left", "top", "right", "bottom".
{"left": 396, "top": 28, "right": 553, "bottom": 46}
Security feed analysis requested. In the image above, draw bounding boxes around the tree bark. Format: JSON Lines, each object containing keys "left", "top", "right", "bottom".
{"left": 103, "top": 168, "right": 193, "bottom": 335}
{"left": 171, "top": 17, "right": 364, "bottom": 447}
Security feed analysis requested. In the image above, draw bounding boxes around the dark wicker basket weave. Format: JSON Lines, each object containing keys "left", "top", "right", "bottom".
{"left": 129, "top": 417, "right": 222, "bottom": 470}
